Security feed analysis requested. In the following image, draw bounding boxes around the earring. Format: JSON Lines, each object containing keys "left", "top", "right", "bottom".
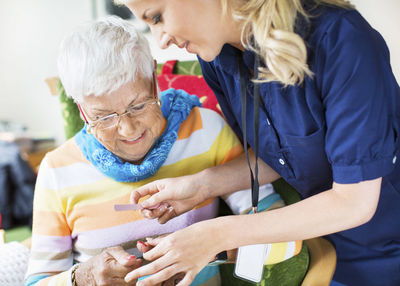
{"left": 157, "top": 99, "right": 161, "bottom": 106}
{"left": 86, "top": 125, "right": 92, "bottom": 134}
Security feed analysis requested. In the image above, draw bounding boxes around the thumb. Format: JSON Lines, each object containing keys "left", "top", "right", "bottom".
{"left": 141, "top": 192, "right": 172, "bottom": 209}
{"left": 130, "top": 181, "right": 161, "bottom": 204}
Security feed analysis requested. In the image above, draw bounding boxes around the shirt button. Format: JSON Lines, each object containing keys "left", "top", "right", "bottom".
{"left": 279, "top": 158, "right": 285, "bottom": 165}
{"left": 393, "top": 156, "right": 397, "bottom": 164}
{"left": 266, "top": 118, "right": 271, "bottom": 125}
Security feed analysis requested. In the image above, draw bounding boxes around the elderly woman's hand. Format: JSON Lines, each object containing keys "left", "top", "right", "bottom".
{"left": 75, "top": 246, "right": 143, "bottom": 286}
{"left": 125, "top": 219, "right": 224, "bottom": 286}
{"left": 131, "top": 174, "right": 208, "bottom": 224}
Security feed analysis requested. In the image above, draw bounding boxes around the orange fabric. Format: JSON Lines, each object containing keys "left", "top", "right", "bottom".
{"left": 177, "top": 107, "right": 203, "bottom": 140}
{"left": 45, "top": 139, "right": 88, "bottom": 168}
{"left": 219, "top": 145, "right": 243, "bottom": 165}
{"left": 33, "top": 211, "right": 71, "bottom": 236}
{"left": 294, "top": 240, "right": 303, "bottom": 256}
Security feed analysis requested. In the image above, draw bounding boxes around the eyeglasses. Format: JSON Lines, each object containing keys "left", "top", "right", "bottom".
{"left": 77, "top": 99, "right": 159, "bottom": 130}
{"left": 77, "top": 67, "right": 160, "bottom": 131}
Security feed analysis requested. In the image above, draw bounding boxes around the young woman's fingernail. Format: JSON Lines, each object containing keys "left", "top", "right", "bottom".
{"left": 141, "top": 199, "right": 152, "bottom": 208}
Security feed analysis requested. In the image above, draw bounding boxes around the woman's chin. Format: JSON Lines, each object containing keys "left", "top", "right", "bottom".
{"left": 117, "top": 153, "right": 145, "bottom": 165}
{"left": 197, "top": 49, "right": 221, "bottom": 63}
{"left": 127, "top": 157, "right": 145, "bottom": 165}
{"left": 118, "top": 145, "right": 153, "bottom": 165}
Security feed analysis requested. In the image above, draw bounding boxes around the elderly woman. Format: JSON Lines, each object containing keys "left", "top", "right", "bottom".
{"left": 25, "top": 16, "right": 300, "bottom": 286}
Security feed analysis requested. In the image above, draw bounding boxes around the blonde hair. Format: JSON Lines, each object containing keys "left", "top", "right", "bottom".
{"left": 223, "top": 0, "right": 354, "bottom": 86}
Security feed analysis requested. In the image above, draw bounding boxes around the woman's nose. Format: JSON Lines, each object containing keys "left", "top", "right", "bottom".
{"left": 158, "top": 32, "right": 173, "bottom": 49}
{"left": 150, "top": 25, "right": 174, "bottom": 50}
{"left": 117, "top": 114, "right": 137, "bottom": 137}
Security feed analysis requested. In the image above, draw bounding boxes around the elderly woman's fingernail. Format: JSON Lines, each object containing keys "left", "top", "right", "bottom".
{"left": 141, "top": 209, "right": 151, "bottom": 217}
{"left": 159, "top": 203, "right": 167, "bottom": 211}
{"left": 126, "top": 255, "right": 136, "bottom": 260}
{"left": 138, "top": 240, "right": 147, "bottom": 247}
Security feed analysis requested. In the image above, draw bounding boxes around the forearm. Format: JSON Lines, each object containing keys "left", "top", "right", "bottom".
{"left": 25, "top": 271, "right": 70, "bottom": 286}
{"left": 198, "top": 149, "right": 280, "bottom": 199}
{"left": 212, "top": 178, "right": 381, "bottom": 252}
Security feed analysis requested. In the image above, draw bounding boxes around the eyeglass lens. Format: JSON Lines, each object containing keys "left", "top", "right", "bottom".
{"left": 95, "top": 100, "right": 157, "bottom": 130}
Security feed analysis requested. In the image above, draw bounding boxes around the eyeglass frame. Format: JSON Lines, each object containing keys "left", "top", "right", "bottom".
{"left": 76, "top": 67, "right": 159, "bottom": 131}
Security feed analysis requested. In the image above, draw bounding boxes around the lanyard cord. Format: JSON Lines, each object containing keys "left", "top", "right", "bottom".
{"left": 238, "top": 54, "right": 260, "bottom": 214}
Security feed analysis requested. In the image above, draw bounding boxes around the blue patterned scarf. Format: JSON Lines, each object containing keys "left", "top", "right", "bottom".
{"left": 75, "top": 89, "right": 201, "bottom": 182}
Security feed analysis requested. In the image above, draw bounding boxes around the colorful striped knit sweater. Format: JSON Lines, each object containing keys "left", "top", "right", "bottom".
{"left": 25, "top": 107, "right": 300, "bottom": 286}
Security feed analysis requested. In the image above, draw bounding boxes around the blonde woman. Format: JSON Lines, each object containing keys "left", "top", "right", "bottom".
{"left": 117, "top": 1, "right": 400, "bottom": 286}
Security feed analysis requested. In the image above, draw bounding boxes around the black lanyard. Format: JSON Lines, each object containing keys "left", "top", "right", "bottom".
{"left": 238, "top": 54, "right": 260, "bottom": 214}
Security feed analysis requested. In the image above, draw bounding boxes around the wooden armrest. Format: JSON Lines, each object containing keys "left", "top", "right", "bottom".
{"left": 21, "top": 237, "right": 32, "bottom": 249}
{"left": 44, "top": 77, "right": 60, "bottom": 96}
{"left": 0, "top": 229, "right": 5, "bottom": 244}
{"left": 301, "top": 237, "right": 337, "bottom": 286}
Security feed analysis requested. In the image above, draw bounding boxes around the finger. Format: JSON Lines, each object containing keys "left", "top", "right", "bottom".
{"left": 131, "top": 183, "right": 161, "bottom": 204}
{"left": 140, "top": 192, "right": 170, "bottom": 209}
{"left": 137, "top": 241, "right": 153, "bottom": 253}
{"left": 144, "top": 236, "right": 163, "bottom": 250}
{"left": 141, "top": 203, "right": 169, "bottom": 219}
{"left": 158, "top": 206, "right": 177, "bottom": 224}
{"left": 175, "top": 272, "right": 195, "bottom": 286}
{"left": 135, "top": 265, "right": 179, "bottom": 286}
{"left": 125, "top": 253, "right": 174, "bottom": 283}
{"left": 107, "top": 246, "right": 142, "bottom": 267}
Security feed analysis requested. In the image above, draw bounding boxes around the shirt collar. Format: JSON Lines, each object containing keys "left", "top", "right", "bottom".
{"left": 214, "top": 44, "right": 256, "bottom": 77}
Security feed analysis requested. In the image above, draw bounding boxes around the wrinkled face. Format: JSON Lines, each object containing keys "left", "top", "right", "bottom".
{"left": 80, "top": 78, "right": 165, "bottom": 164}
{"left": 126, "top": 0, "right": 242, "bottom": 62}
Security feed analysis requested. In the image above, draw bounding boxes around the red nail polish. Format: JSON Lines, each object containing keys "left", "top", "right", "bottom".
{"left": 138, "top": 240, "right": 147, "bottom": 246}
{"left": 126, "top": 255, "right": 136, "bottom": 260}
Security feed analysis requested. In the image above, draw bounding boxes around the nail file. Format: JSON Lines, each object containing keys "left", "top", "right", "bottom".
{"left": 114, "top": 204, "right": 142, "bottom": 211}
{"left": 114, "top": 203, "right": 162, "bottom": 211}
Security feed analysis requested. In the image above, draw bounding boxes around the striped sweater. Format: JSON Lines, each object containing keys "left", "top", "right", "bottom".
{"left": 25, "top": 107, "right": 300, "bottom": 286}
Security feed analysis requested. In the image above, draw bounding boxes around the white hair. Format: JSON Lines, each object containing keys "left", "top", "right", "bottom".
{"left": 57, "top": 15, "right": 153, "bottom": 102}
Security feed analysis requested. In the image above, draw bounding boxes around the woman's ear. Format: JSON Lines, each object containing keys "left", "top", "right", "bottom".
{"left": 153, "top": 59, "right": 157, "bottom": 71}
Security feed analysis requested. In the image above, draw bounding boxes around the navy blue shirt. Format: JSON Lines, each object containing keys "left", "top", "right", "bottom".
{"left": 199, "top": 5, "right": 400, "bottom": 286}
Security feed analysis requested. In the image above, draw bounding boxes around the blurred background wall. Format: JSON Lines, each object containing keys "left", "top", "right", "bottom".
{"left": 0, "top": 0, "right": 398, "bottom": 144}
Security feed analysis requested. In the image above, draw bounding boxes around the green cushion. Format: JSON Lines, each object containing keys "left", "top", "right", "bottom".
{"left": 272, "top": 178, "right": 301, "bottom": 205}
{"left": 157, "top": 60, "right": 202, "bottom": 76}
{"left": 4, "top": 226, "right": 32, "bottom": 243}
{"left": 57, "top": 80, "right": 84, "bottom": 139}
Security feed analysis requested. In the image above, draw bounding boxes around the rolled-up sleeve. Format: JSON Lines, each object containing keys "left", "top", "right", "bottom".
{"left": 317, "top": 10, "right": 400, "bottom": 184}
